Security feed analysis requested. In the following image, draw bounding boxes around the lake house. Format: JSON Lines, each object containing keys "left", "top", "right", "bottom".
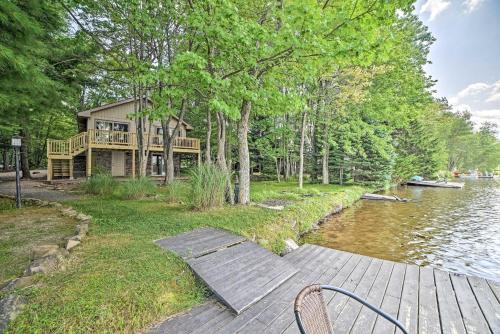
{"left": 46, "top": 98, "right": 200, "bottom": 181}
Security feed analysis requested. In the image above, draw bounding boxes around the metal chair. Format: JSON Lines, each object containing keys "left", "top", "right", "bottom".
{"left": 294, "top": 284, "right": 409, "bottom": 334}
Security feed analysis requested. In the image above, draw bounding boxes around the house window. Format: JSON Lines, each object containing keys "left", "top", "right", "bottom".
{"left": 95, "top": 120, "right": 129, "bottom": 132}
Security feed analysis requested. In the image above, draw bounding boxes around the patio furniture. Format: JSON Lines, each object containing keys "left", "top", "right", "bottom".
{"left": 294, "top": 284, "right": 409, "bottom": 334}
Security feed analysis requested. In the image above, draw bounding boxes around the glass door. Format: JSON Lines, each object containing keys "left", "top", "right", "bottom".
{"left": 151, "top": 154, "right": 164, "bottom": 176}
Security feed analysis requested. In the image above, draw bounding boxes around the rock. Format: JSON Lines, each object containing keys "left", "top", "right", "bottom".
{"left": 0, "top": 279, "right": 16, "bottom": 293}
{"left": 62, "top": 209, "right": 78, "bottom": 218}
{"left": 66, "top": 239, "right": 80, "bottom": 251}
{"left": 283, "top": 239, "right": 299, "bottom": 255}
{"left": 76, "top": 213, "right": 91, "bottom": 221}
{"left": 13, "top": 276, "right": 36, "bottom": 289}
{"left": 39, "top": 201, "right": 50, "bottom": 207}
{"left": 0, "top": 294, "right": 26, "bottom": 333}
{"left": 25, "top": 255, "right": 59, "bottom": 275}
{"left": 31, "top": 244, "right": 60, "bottom": 260}
{"left": 256, "top": 203, "right": 284, "bottom": 211}
{"left": 76, "top": 223, "right": 89, "bottom": 239}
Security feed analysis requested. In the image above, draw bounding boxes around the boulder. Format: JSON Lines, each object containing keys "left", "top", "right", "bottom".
{"left": 76, "top": 223, "right": 89, "bottom": 238}
{"left": 31, "top": 244, "right": 60, "bottom": 260}
{"left": 25, "top": 255, "right": 59, "bottom": 275}
{"left": 76, "top": 213, "right": 91, "bottom": 221}
{"left": 66, "top": 239, "right": 80, "bottom": 251}
{"left": 283, "top": 239, "right": 299, "bottom": 255}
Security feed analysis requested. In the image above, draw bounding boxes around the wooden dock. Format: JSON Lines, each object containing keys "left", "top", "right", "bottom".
{"left": 151, "top": 228, "right": 499, "bottom": 334}
{"left": 406, "top": 180, "right": 464, "bottom": 188}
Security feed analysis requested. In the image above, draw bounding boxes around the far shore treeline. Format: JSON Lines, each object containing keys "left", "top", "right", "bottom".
{"left": 1, "top": 0, "right": 499, "bottom": 203}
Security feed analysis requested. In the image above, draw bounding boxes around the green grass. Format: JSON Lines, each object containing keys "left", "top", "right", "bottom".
{"left": 0, "top": 200, "right": 76, "bottom": 284}
{"left": 6, "top": 181, "right": 368, "bottom": 333}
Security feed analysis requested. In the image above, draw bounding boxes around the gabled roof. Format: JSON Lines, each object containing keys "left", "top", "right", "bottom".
{"left": 77, "top": 97, "right": 193, "bottom": 130}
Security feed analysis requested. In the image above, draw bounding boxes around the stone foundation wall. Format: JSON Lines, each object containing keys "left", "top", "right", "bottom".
{"left": 74, "top": 155, "right": 86, "bottom": 178}
{"left": 93, "top": 149, "right": 112, "bottom": 174}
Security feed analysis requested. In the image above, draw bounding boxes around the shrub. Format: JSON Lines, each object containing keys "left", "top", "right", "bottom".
{"left": 0, "top": 198, "right": 16, "bottom": 210}
{"left": 190, "top": 163, "right": 226, "bottom": 210}
{"left": 119, "top": 177, "right": 156, "bottom": 200}
{"left": 164, "top": 180, "right": 184, "bottom": 204}
{"left": 82, "top": 173, "right": 118, "bottom": 196}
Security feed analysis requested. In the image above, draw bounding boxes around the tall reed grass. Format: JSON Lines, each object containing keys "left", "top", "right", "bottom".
{"left": 190, "top": 163, "right": 226, "bottom": 210}
{"left": 81, "top": 173, "right": 118, "bottom": 196}
{"left": 119, "top": 177, "right": 157, "bottom": 199}
{"left": 164, "top": 180, "right": 184, "bottom": 204}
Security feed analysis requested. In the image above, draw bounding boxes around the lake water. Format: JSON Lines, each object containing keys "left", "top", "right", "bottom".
{"left": 302, "top": 179, "right": 500, "bottom": 281}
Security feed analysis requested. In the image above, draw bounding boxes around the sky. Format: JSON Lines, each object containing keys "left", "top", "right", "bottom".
{"left": 415, "top": 0, "right": 500, "bottom": 133}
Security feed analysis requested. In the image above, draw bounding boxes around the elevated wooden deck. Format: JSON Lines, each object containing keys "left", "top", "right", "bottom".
{"left": 150, "top": 228, "right": 499, "bottom": 334}
{"left": 47, "top": 130, "right": 200, "bottom": 159}
{"left": 46, "top": 130, "right": 200, "bottom": 180}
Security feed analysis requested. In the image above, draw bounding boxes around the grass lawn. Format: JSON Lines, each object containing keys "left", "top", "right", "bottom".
{"left": 5, "top": 181, "right": 367, "bottom": 333}
{"left": 0, "top": 198, "right": 77, "bottom": 284}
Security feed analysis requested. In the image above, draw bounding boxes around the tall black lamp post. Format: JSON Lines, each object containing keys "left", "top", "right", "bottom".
{"left": 11, "top": 135, "right": 22, "bottom": 208}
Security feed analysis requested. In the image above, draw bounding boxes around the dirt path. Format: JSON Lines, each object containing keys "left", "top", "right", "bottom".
{"left": 0, "top": 179, "right": 80, "bottom": 202}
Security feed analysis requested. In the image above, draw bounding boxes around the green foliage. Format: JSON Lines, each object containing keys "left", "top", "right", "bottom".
{"left": 163, "top": 180, "right": 185, "bottom": 204}
{"left": 189, "top": 164, "right": 226, "bottom": 210}
{"left": 119, "top": 177, "right": 157, "bottom": 200}
{"left": 0, "top": 198, "right": 16, "bottom": 211}
{"left": 81, "top": 173, "right": 118, "bottom": 197}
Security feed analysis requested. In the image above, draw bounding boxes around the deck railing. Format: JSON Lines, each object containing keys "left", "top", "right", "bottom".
{"left": 89, "top": 129, "right": 135, "bottom": 146}
{"left": 48, "top": 140, "right": 70, "bottom": 156}
{"left": 149, "top": 135, "right": 200, "bottom": 150}
{"left": 70, "top": 132, "right": 87, "bottom": 154}
{"left": 48, "top": 130, "right": 200, "bottom": 157}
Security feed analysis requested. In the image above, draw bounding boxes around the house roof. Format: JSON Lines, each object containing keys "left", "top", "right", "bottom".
{"left": 77, "top": 97, "right": 193, "bottom": 130}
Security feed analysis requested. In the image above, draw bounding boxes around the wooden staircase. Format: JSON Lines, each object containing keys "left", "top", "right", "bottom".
{"left": 47, "top": 132, "right": 88, "bottom": 159}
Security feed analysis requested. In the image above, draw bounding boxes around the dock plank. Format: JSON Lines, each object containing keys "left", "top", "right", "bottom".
{"left": 398, "top": 264, "right": 420, "bottom": 334}
{"left": 372, "top": 262, "right": 406, "bottom": 334}
{"left": 435, "top": 269, "right": 467, "bottom": 334}
{"left": 468, "top": 276, "right": 500, "bottom": 333}
{"left": 450, "top": 273, "right": 491, "bottom": 334}
{"left": 332, "top": 258, "right": 383, "bottom": 333}
{"left": 190, "top": 242, "right": 297, "bottom": 314}
{"left": 266, "top": 249, "right": 363, "bottom": 334}
{"left": 418, "top": 267, "right": 441, "bottom": 334}
{"left": 155, "top": 227, "right": 246, "bottom": 259}
{"left": 349, "top": 260, "right": 394, "bottom": 334}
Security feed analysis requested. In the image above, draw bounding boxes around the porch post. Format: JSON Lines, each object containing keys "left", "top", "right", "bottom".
{"left": 47, "top": 158, "right": 52, "bottom": 182}
{"left": 198, "top": 152, "right": 201, "bottom": 166}
{"left": 132, "top": 149, "right": 136, "bottom": 179}
{"left": 86, "top": 147, "right": 92, "bottom": 178}
{"left": 69, "top": 159, "right": 74, "bottom": 180}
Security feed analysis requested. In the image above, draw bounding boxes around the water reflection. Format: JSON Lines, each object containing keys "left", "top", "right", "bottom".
{"left": 303, "top": 179, "right": 500, "bottom": 281}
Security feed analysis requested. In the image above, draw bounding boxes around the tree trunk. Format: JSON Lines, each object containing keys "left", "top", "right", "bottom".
{"left": 322, "top": 125, "right": 329, "bottom": 185}
{"left": 298, "top": 110, "right": 307, "bottom": 188}
{"left": 205, "top": 108, "right": 212, "bottom": 164}
{"left": 162, "top": 99, "right": 187, "bottom": 184}
{"left": 20, "top": 127, "right": 31, "bottom": 179}
{"left": 216, "top": 112, "right": 234, "bottom": 204}
{"left": 237, "top": 100, "right": 251, "bottom": 204}
{"left": 339, "top": 164, "right": 343, "bottom": 185}
{"left": 2, "top": 147, "right": 8, "bottom": 171}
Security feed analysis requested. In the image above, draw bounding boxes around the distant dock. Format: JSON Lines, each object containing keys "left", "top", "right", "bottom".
{"left": 149, "top": 228, "right": 498, "bottom": 334}
{"left": 406, "top": 180, "right": 464, "bottom": 188}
